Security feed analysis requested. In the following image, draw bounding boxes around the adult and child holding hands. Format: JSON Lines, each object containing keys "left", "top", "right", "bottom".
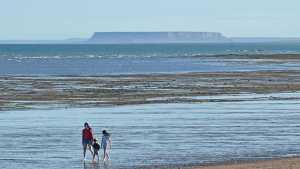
{"left": 82, "top": 122, "right": 112, "bottom": 163}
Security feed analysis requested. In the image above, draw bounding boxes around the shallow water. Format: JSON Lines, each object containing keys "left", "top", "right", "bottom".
{"left": 1, "top": 92, "right": 300, "bottom": 169}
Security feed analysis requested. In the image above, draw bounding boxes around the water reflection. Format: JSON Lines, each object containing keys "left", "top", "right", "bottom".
{"left": 83, "top": 161, "right": 111, "bottom": 169}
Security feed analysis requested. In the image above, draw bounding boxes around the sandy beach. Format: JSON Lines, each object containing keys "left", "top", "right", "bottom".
{"left": 127, "top": 157, "right": 300, "bottom": 169}
{"left": 191, "top": 157, "right": 300, "bottom": 169}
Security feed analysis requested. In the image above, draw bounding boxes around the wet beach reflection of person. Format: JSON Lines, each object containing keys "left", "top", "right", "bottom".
{"left": 83, "top": 161, "right": 110, "bottom": 169}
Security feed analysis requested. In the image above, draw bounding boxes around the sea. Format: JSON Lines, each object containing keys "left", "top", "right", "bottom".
{"left": 0, "top": 42, "right": 300, "bottom": 75}
{"left": 1, "top": 43, "right": 300, "bottom": 169}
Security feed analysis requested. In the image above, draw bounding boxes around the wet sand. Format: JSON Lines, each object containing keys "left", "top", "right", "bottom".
{"left": 139, "top": 157, "right": 300, "bottom": 169}
{"left": 191, "top": 157, "right": 300, "bottom": 169}
{"left": 1, "top": 70, "right": 300, "bottom": 110}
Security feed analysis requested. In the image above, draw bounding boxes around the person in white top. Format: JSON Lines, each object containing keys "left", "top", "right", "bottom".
{"left": 101, "top": 130, "right": 112, "bottom": 161}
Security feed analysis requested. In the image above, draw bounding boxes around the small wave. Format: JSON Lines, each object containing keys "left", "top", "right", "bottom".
{"left": 1, "top": 50, "right": 300, "bottom": 61}
{"left": 282, "top": 154, "right": 300, "bottom": 158}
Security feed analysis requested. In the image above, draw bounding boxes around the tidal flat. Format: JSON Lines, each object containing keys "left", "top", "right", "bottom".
{"left": 1, "top": 70, "right": 300, "bottom": 110}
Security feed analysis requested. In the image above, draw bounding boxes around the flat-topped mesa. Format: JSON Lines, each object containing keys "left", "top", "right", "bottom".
{"left": 88, "top": 32, "right": 228, "bottom": 43}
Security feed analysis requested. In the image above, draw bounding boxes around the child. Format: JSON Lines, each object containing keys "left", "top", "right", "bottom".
{"left": 101, "top": 130, "right": 112, "bottom": 161}
{"left": 92, "top": 138, "right": 100, "bottom": 162}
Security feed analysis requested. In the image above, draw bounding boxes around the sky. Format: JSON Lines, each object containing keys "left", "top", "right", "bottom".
{"left": 0, "top": 0, "right": 299, "bottom": 40}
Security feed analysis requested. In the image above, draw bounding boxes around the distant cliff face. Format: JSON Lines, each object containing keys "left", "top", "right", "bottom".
{"left": 88, "top": 32, "right": 228, "bottom": 43}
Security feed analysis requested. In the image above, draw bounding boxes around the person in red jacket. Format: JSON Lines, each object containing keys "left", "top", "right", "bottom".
{"left": 82, "top": 122, "right": 94, "bottom": 160}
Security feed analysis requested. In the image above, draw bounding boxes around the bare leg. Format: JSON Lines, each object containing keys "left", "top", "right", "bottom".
{"left": 88, "top": 145, "right": 94, "bottom": 157}
{"left": 83, "top": 144, "right": 87, "bottom": 160}
{"left": 103, "top": 149, "right": 106, "bottom": 161}
{"left": 106, "top": 150, "right": 109, "bottom": 160}
{"left": 92, "top": 152, "right": 96, "bottom": 162}
{"left": 104, "top": 148, "right": 109, "bottom": 161}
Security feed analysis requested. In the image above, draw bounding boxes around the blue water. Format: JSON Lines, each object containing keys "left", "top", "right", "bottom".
{"left": 1, "top": 92, "right": 300, "bottom": 169}
{"left": 0, "top": 43, "right": 300, "bottom": 75}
